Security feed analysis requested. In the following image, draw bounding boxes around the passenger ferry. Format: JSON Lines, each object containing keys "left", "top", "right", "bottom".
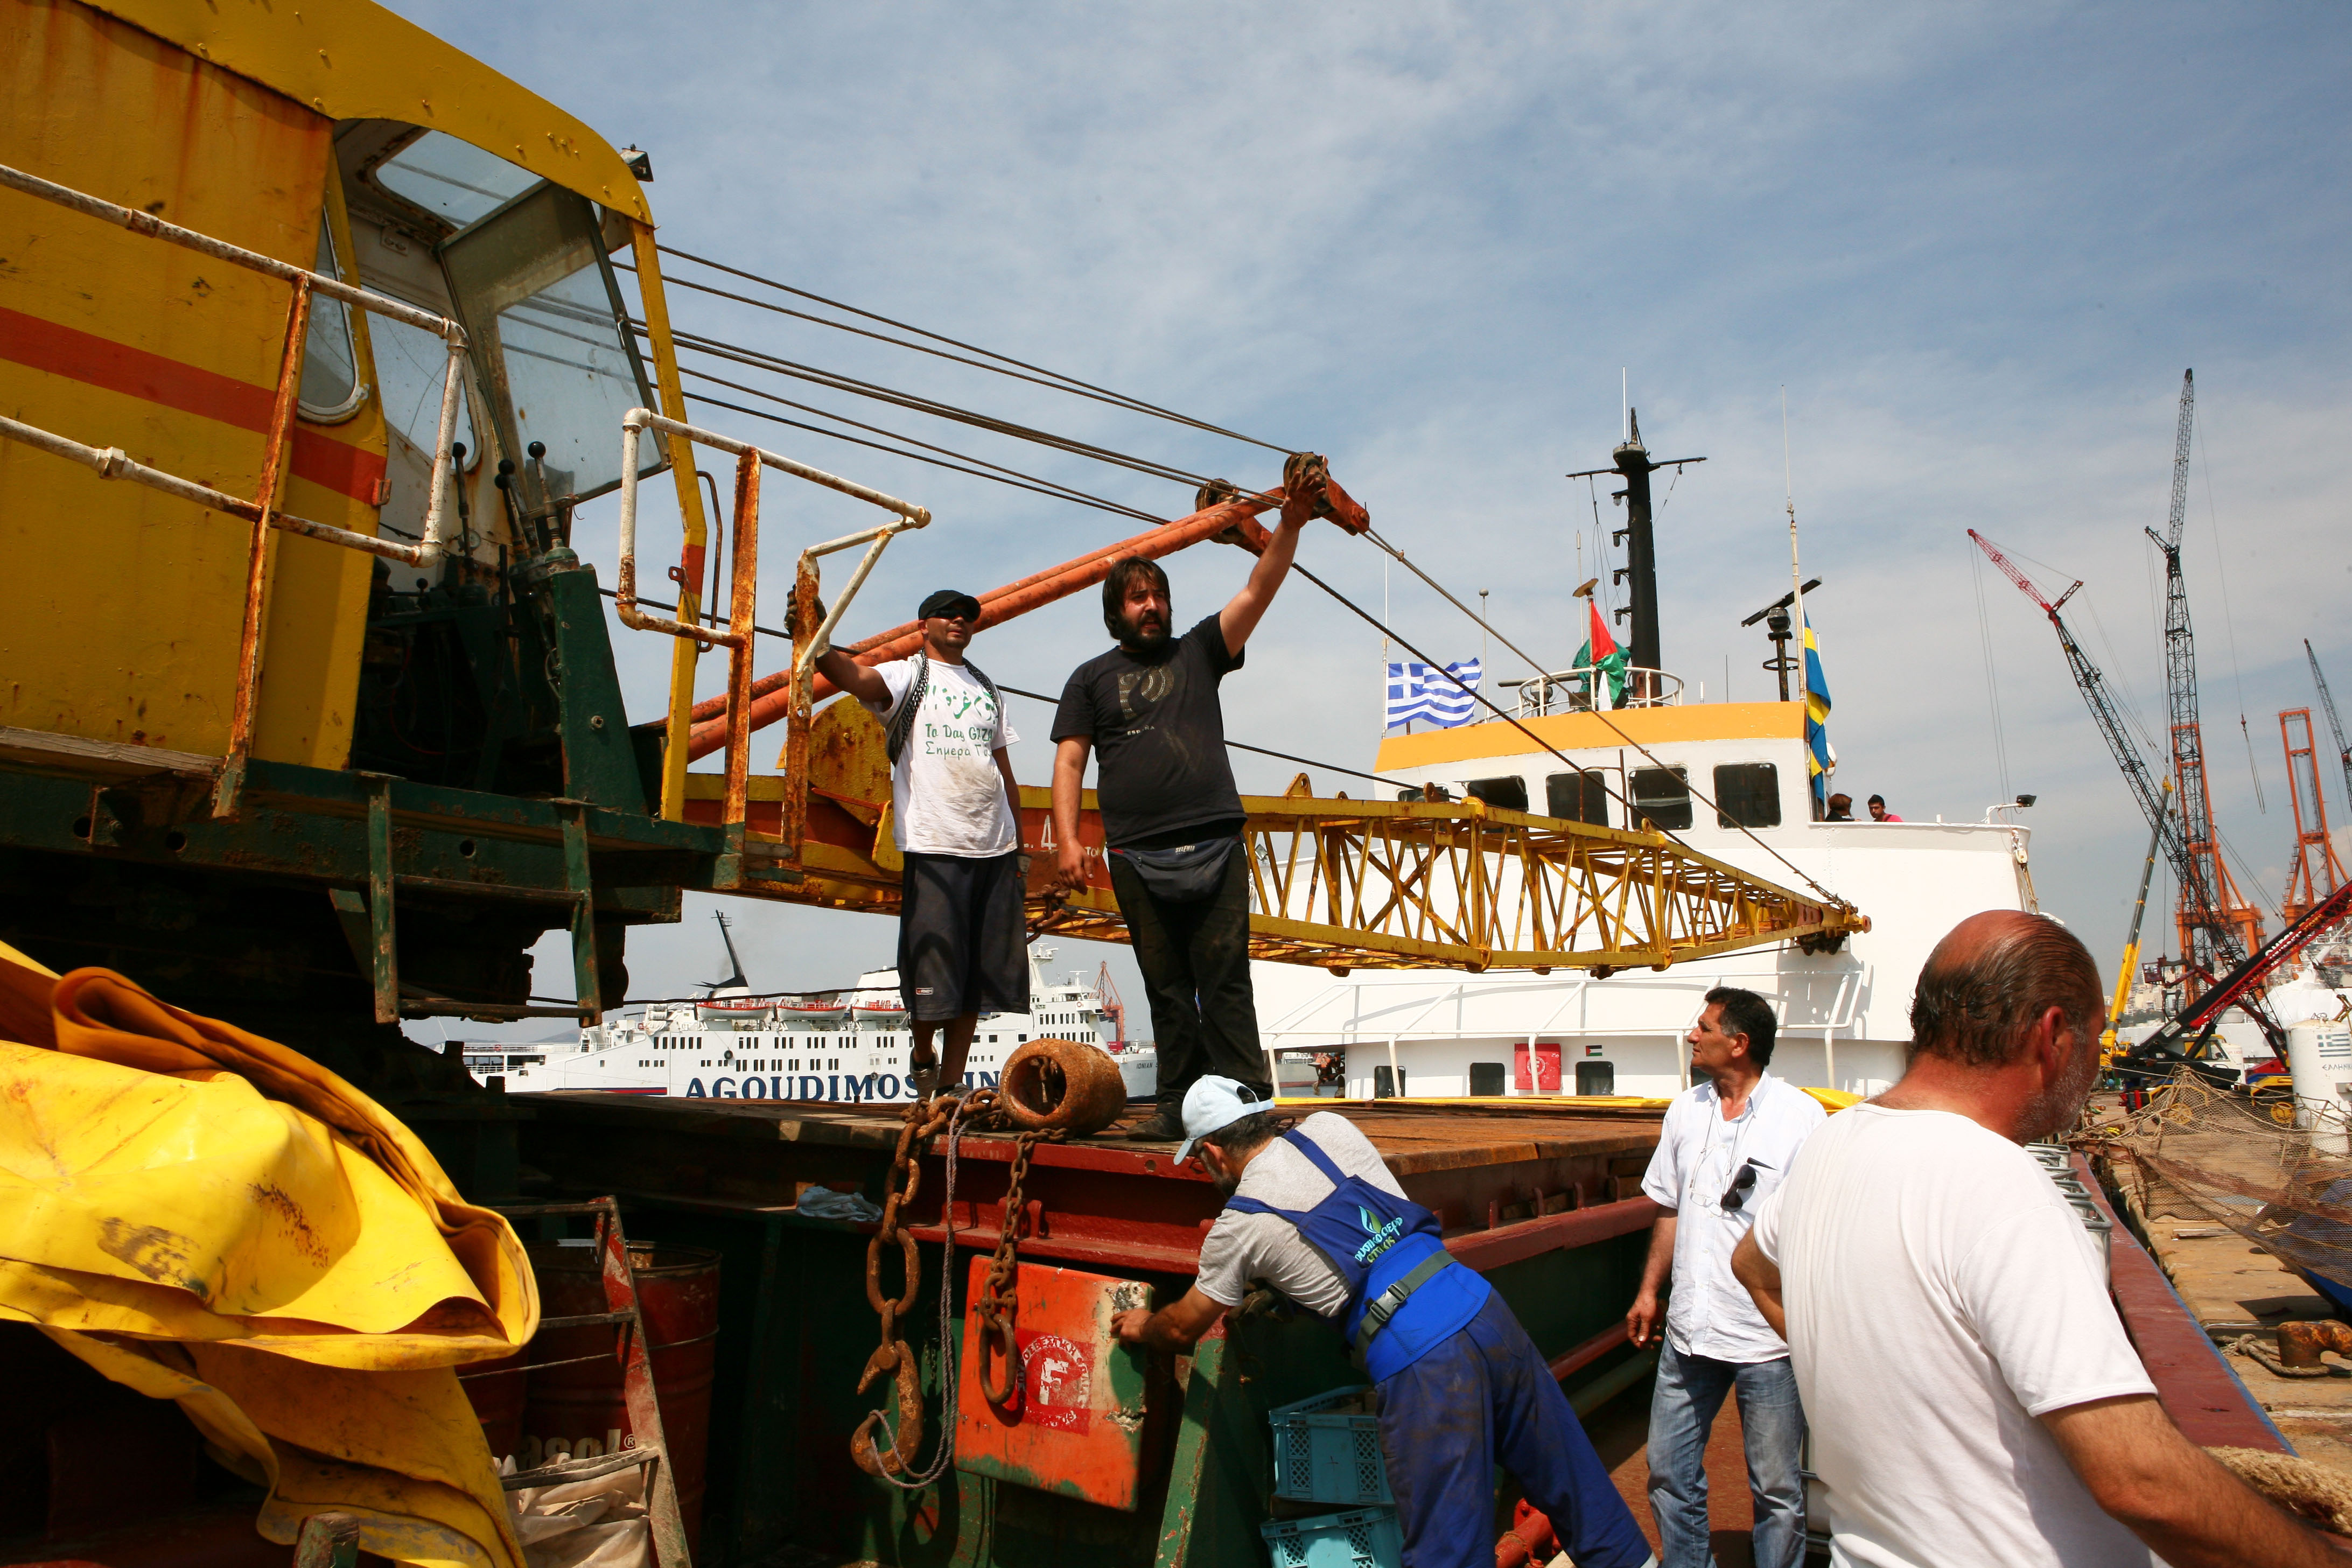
{"left": 465, "top": 945, "right": 1153, "bottom": 1103}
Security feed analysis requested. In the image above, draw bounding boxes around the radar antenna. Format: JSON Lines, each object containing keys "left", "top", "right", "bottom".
{"left": 705, "top": 910, "right": 750, "bottom": 993}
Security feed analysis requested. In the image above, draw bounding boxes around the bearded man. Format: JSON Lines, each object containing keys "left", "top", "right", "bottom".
{"left": 1049, "top": 516, "right": 1307, "bottom": 1138}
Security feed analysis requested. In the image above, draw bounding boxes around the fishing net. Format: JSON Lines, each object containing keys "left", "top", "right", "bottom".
{"left": 2085, "top": 1066, "right": 2352, "bottom": 1303}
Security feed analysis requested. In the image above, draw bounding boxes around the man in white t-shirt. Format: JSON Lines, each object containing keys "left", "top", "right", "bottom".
{"left": 815, "top": 589, "right": 1024, "bottom": 1096}
{"left": 1628, "top": 986, "right": 1824, "bottom": 1568}
{"left": 1731, "top": 909, "right": 2341, "bottom": 1568}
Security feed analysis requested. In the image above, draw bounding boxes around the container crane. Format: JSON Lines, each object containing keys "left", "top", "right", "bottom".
{"left": 1094, "top": 961, "right": 1128, "bottom": 1046}
{"left": 2146, "top": 370, "right": 2266, "bottom": 976}
{"left": 2309, "top": 640, "right": 2352, "bottom": 812}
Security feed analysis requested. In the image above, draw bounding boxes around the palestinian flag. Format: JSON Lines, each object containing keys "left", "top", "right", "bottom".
{"left": 1574, "top": 598, "right": 1628, "bottom": 709}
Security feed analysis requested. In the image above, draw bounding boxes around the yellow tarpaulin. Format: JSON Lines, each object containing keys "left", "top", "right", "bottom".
{"left": 0, "top": 941, "right": 536, "bottom": 1568}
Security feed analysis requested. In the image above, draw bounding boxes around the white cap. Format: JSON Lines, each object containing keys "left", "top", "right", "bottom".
{"left": 1174, "top": 1074, "right": 1272, "bottom": 1163}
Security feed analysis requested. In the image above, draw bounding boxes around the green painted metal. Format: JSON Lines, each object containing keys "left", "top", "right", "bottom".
{"left": 540, "top": 559, "right": 650, "bottom": 813}
{"left": 363, "top": 774, "right": 398, "bottom": 1024}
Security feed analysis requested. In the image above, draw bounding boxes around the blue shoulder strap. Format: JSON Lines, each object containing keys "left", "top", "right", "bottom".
{"left": 1279, "top": 1126, "right": 1350, "bottom": 1184}
{"left": 1223, "top": 1194, "right": 1311, "bottom": 1223}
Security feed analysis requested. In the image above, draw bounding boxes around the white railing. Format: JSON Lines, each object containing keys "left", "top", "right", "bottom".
{"left": 1510, "top": 664, "right": 1684, "bottom": 716}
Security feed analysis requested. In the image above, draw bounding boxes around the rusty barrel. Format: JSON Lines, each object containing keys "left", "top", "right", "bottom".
{"left": 459, "top": 1349, "right": 529, "bottom": 1462}
{"left": 523, "top": 1241, "right": 721, "bottom": 1551}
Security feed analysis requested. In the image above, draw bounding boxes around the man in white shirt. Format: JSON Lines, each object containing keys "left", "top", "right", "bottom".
{"left": 1627, "top": 986, "right": 1824, "bottom": 1568}
{"left": 1733, "top": 909, "right": 2342, "bottom": 1568}
{"left": 815, "top": 589, "right": 1024, "bottom": 1096}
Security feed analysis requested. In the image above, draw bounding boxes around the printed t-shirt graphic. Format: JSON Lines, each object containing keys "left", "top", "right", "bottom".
{"left": 1052, "top": 614, "right": 1246, "bottom": 847}
{"left": 864, "top": 656, "right": 1019, "bottom": 856}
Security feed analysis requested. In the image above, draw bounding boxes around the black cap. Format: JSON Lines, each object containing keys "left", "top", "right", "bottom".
{"left": 919, "top": 589, "right": 982, "bottom": 622}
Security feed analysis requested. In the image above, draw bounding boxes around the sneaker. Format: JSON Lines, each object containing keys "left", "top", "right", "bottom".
{"left": 1122, "top": 1109, "right": 1186, "bottom": 1142}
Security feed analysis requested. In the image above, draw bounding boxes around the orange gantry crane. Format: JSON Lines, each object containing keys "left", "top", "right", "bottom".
{"left": 2279, "top": 708, "right": 2347, "bottom": 922}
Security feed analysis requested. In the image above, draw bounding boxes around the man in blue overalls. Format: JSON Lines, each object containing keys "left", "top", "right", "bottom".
{"left": 1112, "top": 1077, "right": 1656, "bottom": 1568}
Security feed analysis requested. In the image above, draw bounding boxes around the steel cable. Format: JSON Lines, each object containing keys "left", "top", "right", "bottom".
{"left": 646, "top": 244, "right": 1292, "bottom": 453}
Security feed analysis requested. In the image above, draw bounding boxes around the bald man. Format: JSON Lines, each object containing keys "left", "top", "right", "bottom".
{"left": 1732, "top": 911, "right": 2342, "bottom": 1567}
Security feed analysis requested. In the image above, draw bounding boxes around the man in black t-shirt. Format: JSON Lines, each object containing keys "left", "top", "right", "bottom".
{"left": 1050, "top": 515, "right": 1310, "bottom": 1139}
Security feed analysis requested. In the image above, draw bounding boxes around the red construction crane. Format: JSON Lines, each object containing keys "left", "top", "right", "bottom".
{"left": 2280, "top": 708, "right": 2347, "bottom": 922}
{"left": 1094, "top": 962, "right": 1128, "bottom": 1047}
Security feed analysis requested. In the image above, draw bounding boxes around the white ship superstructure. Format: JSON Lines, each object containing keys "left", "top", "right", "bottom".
{"left": 466, "top": 947, "right": 1153, "bottom": 1103}
{"left": 1252, "top": 676, "right": 2041, "bottom": 1101}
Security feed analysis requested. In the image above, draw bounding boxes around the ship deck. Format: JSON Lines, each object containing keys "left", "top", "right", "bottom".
{"left": 517, "top": 1091, "right": 1668, "bottom": 1276}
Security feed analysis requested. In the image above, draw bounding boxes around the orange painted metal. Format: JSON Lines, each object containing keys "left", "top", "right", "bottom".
{"left": 723, "top": 450, "right": 762, "bottom": 830}
{"left": 953, "top": 1258, "right": 1164, "bottom": 1510}
{"left": 683, "top": 490, "right": 1284, "bottom": 759}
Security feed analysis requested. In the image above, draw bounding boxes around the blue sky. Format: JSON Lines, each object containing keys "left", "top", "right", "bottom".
{"left": 383, "top": 1, "right": 2352, "bottom": 1033}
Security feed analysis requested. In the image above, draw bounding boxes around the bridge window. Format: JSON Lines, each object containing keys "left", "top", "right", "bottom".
{"left": 1713, "top": 763, "right": 1782, "bottom": 829}
{"left": 1630, "top": 766, "right": 1692, "bottom": 831}
{"left": 1465, "top": 776, "right": 1528, "bottom": 811}
{"left": 1544, "top": 771, "right": 1611, "bottom": 827}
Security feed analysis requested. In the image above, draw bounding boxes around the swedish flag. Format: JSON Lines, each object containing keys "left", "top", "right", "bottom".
{"left": 1803, "top": 613, "right": 1834, "bottom": 807}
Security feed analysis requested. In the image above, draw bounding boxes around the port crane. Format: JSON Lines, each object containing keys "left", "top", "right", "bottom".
{"left": 2309, "top": 641, "right": 2352, "bottom": 816}
{"left": 2278, "top": 708, "right": 2346, "bottom": 921}
{"left": 2146, "top": 370, "right": 2266, "bottom": 975}
{"left": 1968, "top": 529, "right": 2276, "bottom": 1044}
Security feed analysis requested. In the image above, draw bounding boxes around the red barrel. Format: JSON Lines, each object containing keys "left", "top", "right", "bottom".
{"left": 523, "top": 1241, "right": 721, "bottom": 1551}
{"left": 459, "top": 1348, "right": 529, "bottom": 1462}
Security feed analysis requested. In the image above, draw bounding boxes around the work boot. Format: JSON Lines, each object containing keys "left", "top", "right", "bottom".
{"left": 1122, "top": 1108, "right": 1186, "bottom": 1142}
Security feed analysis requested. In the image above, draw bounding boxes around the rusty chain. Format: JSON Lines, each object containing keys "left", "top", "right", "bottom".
{"left": 851, "top": 1091, "right": 961, "bottom": 1480}
{"left": 850, "top": 1089, "right": 1069, "bottom": 1477}
{"left": 974, "top": 1123, "right": 1063, "bottom": 1408}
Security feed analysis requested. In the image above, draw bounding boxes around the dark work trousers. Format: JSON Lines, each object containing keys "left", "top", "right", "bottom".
{"left": 1105, "top": 841, "right": 1272, "bottom": 1109}
{"left": 1380, "top": 1290, "right": 1654, "bottom": 1568}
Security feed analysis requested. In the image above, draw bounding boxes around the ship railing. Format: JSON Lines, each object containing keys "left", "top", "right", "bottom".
{"left": 1508, "top": 664, "right": 1684, "bottom": 717}
{"left": 614, "top": 409, "right": 930, "bottom": 838}
{"left": 0, "top": 162, "right": 472, "bottom": 816}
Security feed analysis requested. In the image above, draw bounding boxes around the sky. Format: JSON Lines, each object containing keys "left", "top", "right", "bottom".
{"left": 382, "top": 1, "right": 2352, "bottom": 1041}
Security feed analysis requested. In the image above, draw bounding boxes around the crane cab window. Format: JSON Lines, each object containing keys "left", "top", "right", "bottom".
{"left": 439, "top": 183, "right": 664, "bottom": 516}
{"left": 298, "top": 219, "right": 363, "bottom": 421}
{"left": 1630, "top": 766, "right": 1692, "bottom": 831}
{"left": 1545, "top": 770, "right": 1611, "bottom": 827}
{"left": 373, "top": 131, "right": 537, "bottom": 227}
{"left": 1464, "top": 776, "right": 1528, "bottom": 811}
{"left": 1713, "top": 763, "right": 1782, "bottom": 829}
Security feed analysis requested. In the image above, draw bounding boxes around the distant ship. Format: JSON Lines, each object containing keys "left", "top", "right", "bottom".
{"left": 464, "top": 915, "right": 1153, "bottom": 1104}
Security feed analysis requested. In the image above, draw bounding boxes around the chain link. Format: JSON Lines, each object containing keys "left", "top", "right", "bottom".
{"left": 975, "top": 1123, "right": 1063, "bottom": 1407}
{"left": 851, "top": 1093, "right": 960, "bottom": 1478}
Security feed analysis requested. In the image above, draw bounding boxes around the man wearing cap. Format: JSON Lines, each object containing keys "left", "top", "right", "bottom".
{"left": 1113, "top": 1077, "right": 1656, "bottom": 1568}
{"left": 816, "top": 590, "right": 1024, "bottom": 1096}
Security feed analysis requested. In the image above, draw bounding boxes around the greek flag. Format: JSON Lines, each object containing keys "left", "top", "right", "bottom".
{"left": 1385, "top": 659, "right": 1482, "bottom": 731}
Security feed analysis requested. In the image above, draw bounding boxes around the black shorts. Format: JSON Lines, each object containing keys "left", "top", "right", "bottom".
{"left": 897, "top": 850, "right": 1029, "bottom": 1023}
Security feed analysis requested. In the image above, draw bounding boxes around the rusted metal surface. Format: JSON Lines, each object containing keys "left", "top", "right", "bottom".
{"left": 682, "top": 488, "right": 1288, "bottom": 758}
{"left": 2278, "top": 1318, "right": 2352, "bottom": 1368}
{"left": 725, "top": 452, "right": 763, "bottom": 832}
{"left": 999, "top": 1037, "right": 1131, "bottom": 1136}
{"left": 213, "top": 276, "right": 311, "bottom": 819}
{"left": 527, "top": 1241, "right": 721, "bottom": 1553}
{"left": 953, "top": 1260, "right": 1162, "bottom": 1511}
{"left": 977, "top": 1129, "right": 1064, "bottom": 1407}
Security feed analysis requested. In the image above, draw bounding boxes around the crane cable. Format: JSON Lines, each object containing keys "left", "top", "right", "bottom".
{"left": 626, "top": 253, "right": 1847, "bottom": 906}
{"left": 642, "top": 246, "right": 1292, "bottom": 454}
